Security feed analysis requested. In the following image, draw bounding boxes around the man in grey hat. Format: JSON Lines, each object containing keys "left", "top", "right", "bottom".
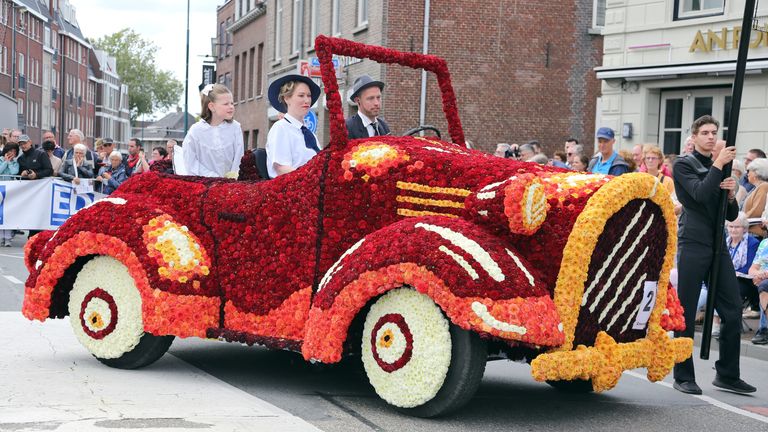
{"left": 346, "top": 75, "right": 391, "bottom": 140}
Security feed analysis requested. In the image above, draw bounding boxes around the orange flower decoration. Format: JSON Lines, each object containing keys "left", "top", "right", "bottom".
{"left": 342, "top": 143, "right": 410, "bottom": 180}
{"left": 143, "top": 214, "right": 211, "bottom": 284}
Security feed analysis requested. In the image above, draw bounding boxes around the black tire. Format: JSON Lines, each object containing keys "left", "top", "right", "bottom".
{"left": 546, "top": 379, "right": 595, "bottom": 393}
{"left": 97, "top": 333, "right": 175, "bottom": 370}
{"left": 398, "top": 323, "right": 487, "bottom": 418}
{"left": 361, "top": 288, "right": 487, "bottom": 418}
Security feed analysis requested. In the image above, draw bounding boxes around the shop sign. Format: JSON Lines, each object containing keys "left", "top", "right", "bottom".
{"left": 690, "top": 25, "right": 768, "bottom": 52}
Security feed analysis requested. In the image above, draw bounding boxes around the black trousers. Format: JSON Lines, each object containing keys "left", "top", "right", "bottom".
{"left": 674, "top": 240, "right": 742, "bottom": 382}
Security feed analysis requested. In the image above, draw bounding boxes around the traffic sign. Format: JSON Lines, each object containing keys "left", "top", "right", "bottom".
{"left": 303, "top": 110, "right": 318, "bottom": 134}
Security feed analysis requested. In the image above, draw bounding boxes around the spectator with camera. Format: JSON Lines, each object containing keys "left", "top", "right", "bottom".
{"left": 18, "top": 135, "right": 52, "bottom": 180}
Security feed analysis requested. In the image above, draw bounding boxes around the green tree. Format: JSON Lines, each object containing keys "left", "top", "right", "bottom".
{"left": 92, "top": 29, "right": 183, "bottom": 122}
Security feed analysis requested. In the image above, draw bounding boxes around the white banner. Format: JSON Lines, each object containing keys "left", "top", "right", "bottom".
{"left": 0, "top": 178, "right": 105, "bottom": 230}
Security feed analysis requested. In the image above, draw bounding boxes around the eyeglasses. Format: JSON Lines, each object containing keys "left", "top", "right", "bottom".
{"left": 645, "top": 156, "right": 660, "bottom": 161}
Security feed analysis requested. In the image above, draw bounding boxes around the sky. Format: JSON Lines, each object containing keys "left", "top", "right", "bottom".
{"left": 74, "top": 0, "right": 221, "bottom": 119}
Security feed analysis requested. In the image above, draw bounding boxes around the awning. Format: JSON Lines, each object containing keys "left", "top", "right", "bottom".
{"left": 596, "top": 58, "right": 768, "bottom": 80}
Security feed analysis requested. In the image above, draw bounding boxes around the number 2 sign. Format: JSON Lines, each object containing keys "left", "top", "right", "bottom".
{"left": 632, "top": 281, "right": 658, "bottom": 330}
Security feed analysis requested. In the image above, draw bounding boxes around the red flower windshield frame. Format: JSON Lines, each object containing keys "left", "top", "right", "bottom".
{"left": 314, "top": 35, "right": 466, "bottom": 151}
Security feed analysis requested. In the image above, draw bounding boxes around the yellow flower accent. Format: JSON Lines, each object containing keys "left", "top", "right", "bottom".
{"left": 395, "top": 195, "right": 465, "bottom": 209}
{"left": 143, "top": 215, "right": 212, "bottom": 284}
{"left": 396, "top": 181, "right": 471, "bottom": 197}
{"left": 396, "top": 208, "right": 459, "bottom": 219}
{"left": 530, "top": 173, "right": 689, "bottom": 390}
{"left": 378, "top": 329, "right": 395, "bottom": 348}
{"left": 87, "top": 312, "right": 104, "bottom": 330}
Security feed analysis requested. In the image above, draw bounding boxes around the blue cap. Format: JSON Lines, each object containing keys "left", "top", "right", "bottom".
{"left": 596, "top": 127, "right": 614, "bottom": 140}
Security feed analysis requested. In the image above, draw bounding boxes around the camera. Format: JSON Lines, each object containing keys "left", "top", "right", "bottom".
{"left": 505, "top": 146, "right": 520, "bottom": 159}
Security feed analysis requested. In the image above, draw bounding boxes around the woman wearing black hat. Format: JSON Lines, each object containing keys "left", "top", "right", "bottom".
{"left": 266, "top": 74, "right": 322, "bottom": 178}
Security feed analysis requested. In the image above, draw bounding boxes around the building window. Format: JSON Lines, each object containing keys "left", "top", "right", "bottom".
{"left": 256, "top": 43, "right": 264, "bottom": 96}
{"left": 218, "top": 21, "right": 225, "bottom": 59}
{"left": 332, "top": 0, "right": 340, "bottom": 35}
{"left": 241, "top": 50, "right": 247, "bottom": 101}
{"left": 248, "top": 47, "right": 255, "bottom": 98}
{"left": 234, "top": 55, "right": 240, "bottom": 99}
{"left": 357, "top": 0, "right": 368, "bottom": 27}
{"left": 676, "top": 0, "right": 725, "bottom": 20}
{"left": 309, "top": 0, "right": 319, "bottom": 44}
{"left": 274, "top": 0, "right": 283, "bottom": 60}
{"left": 593, "top": 0, "right": 606, "bottom": 28}
{"left": 226, "top": 18, "right": 233, "bottom": 56}
{"left": 292, "top": 0, "right": 303, "bottom": 55}
{"left": 18, "top": 52, "right": 24, "bottom": 77}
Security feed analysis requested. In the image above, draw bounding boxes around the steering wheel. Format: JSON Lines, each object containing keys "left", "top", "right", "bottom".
{"left": 403, "top": 125, "right": 442, "bottom": 139}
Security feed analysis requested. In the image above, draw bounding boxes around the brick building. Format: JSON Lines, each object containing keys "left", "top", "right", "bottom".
{"left": 249, "top": 0, "right": 603, "bottom": 155}
{"left": 218, "top": 0, "right": 268, "bottom": 150}
{"left": 90, "top": 49, "right": 130, "bottom": 144}
{"left": 0, "top": 0, "right": 129, "bottom": 148}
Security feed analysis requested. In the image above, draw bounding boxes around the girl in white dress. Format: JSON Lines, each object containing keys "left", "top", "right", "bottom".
{"left": 182, "top": 84, "right": 244, "bottom": 177}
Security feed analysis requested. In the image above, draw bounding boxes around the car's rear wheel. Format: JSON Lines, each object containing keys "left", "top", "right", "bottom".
{"left": 67, "top": 256, "right": 173, "bottom": 369}
{"left": 361, "top": 288, "right": 486, "bottom": 418}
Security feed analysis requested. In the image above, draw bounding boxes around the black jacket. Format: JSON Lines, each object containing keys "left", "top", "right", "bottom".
{"left": 346, "top": 114, "right": 390, "bottom": 140}
{"left": 18, "top": 147, "right": 53, "bottom": 179}
{"left": 673, "top": 150, "right": 738, "bottom": 246}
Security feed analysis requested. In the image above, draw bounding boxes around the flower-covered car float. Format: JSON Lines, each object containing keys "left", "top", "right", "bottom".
{"left": 21, "top": 36, "right": 691, "bottom": 417}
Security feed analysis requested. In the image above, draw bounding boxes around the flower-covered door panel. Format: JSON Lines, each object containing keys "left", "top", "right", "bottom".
{"left": 201, "top": 158, "right": 324, "bottom": 325}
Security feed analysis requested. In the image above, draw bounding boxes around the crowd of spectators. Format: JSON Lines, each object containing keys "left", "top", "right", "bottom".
{"left": 0, "top": 128, "right": 176, "bottom": 195}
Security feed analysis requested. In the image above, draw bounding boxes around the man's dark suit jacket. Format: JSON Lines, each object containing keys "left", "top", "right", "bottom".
{"left": 346, "top": 114, "right": 391, "bottom": 140}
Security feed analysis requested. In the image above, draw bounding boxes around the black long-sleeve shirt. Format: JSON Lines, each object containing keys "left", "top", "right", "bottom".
{"left": 673, "top": 150, "right": 738, "bottom": 246}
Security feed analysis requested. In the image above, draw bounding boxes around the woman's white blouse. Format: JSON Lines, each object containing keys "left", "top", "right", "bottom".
{"left": 182, "top": 119, "right": 244, "bottom": 177}
{"left": 266, "top": 113, "right": 319, "bottom": 178}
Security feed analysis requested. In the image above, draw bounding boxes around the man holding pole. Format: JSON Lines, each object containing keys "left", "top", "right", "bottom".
{"left": 672, "top": 115, "right": 756, "bottom": 395}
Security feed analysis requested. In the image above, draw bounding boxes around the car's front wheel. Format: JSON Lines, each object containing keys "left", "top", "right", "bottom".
{"left": 68, "top": 256, "right": 174, "bottom": 369}
{"left": 361, "top": 288, "right": 487, "bottom": 417}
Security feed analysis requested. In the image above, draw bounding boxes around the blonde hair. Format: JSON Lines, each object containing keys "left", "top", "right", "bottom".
{"left": 278, "top": 81, "right": 302, "bottom": 108}
{"left": 200, "top": 84, "right": 233, "bottom": 123}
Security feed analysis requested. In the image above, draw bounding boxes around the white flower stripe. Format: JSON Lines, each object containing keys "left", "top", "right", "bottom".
{"left": 581, "top": 202, "right": 648, "bottom": 306}
{"left": 438, "top": 245, "right": 479, "bottom": 280}
{"left": 599, "top": 246, "right": 649, "bottom": 325}
{"left": 505, "top": 248, "right": 535, "bottom": 287}
{"left": 317, "top": 238, "right": 365, "bottom": 293}
{"left": 362, "top": 288, "right": 452, "bottom": 409}
{"left": 68, "top": 256, "right": 144, "bottom": 359}
{"left": 415, "top": 223, "right": 505, "bottom": 282}
{"left": 477, "top": 191, "right": 496, "bottom": 200}
{"left": 471, "top": 302, "right": 527, "bottom": 335}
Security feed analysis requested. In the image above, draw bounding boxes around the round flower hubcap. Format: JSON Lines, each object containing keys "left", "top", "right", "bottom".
{"left": 68, "top": 256, "right": 145, "bottom": 359}
{"left": 362, "top": 288, "right": 452, "bottom": 408}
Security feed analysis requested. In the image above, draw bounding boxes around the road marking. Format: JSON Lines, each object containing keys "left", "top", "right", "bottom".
{"left": 3, "top": 275, "right": 23, "bottom": 284}
{"left": 0, "top": 253, "right": 24, "bottom": 259}
{"left": 625, "top": 370, "right": 768, "bottom": 424}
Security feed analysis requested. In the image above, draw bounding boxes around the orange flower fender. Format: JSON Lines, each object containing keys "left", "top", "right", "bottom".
{"left": 23, "top": 231, "right": 219, "bottom": 338}
{"left": 302, "top": 216, "right": 565, "bottom": 363}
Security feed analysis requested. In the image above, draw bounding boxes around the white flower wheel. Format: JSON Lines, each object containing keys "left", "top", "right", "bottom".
{"left": 68, "top": 256, "right": 173, "bottom": 368}
{"left": 361, "top": 288, "right": 487, "bottom": 417}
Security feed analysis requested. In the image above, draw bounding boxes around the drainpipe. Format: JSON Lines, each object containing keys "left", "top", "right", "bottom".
{"left": 418, "top": 0, "right": 430, "bottom": 133}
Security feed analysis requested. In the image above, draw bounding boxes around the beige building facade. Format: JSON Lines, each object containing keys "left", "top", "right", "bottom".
{"left": 597, "top": 0, "right": 768, "bottom": 156}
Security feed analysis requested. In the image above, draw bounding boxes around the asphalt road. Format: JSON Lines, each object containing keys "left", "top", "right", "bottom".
{"left": 1, "top": 240, "right": 767, "bottom": 432}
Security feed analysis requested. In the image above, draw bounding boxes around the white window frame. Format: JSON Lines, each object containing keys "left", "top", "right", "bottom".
{"left": 291, "top": 0, "right": 303, "bottom": 55}
{"left": 274, "top": 0, "right": 283, "bottom": 60}
{"left": 592, "top": 0, "right": 606, "bottom": 28}
{"left": 332, "top": 0, "right": 340, "bottom": 36}
{"left": 18, "top": 53, "right": 24, "bottom": 77}
{"left": 357, "top": 0, "right": 368, "bottom": 27}
{"left": 309, "top": 0, "right": 319, "bottom": 43}
{"left": 678, "top": 0, "right": 725, "bottom": 19}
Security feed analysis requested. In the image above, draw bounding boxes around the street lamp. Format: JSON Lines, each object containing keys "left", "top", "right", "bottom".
{"left": 10, "top": 4, "right": 27, "bottom": 99}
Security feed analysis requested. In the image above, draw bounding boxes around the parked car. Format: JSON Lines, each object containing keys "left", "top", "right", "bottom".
{"left": 21, "top": 36, "right": 690, "bottom": 417}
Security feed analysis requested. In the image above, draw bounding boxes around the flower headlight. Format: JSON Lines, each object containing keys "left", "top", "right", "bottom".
{"left": 143, "top": 214, "right": 211, "bottom": 284}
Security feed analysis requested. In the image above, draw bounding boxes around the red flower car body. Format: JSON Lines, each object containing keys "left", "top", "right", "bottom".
{"left": 21, "top": 36, "right": 691, "bottom": 417}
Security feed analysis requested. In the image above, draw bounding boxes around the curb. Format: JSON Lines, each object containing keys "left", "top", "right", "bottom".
{"left": 692, "top": 331, "right": 768, "bottom": 362}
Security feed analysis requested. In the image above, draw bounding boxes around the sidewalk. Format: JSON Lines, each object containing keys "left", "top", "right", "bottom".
{"left": 693, "top": 316, "right": 768, "bottom": 362}
{"left": 0, "top": 312, "right": 322, "bottom": 432}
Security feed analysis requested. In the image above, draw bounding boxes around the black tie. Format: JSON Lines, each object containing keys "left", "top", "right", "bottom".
{"left": 301, "top": 125, "right": 320, "bottom": 153}
{"left": 371, "top": 121, "right": 380, "bottom": 136}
